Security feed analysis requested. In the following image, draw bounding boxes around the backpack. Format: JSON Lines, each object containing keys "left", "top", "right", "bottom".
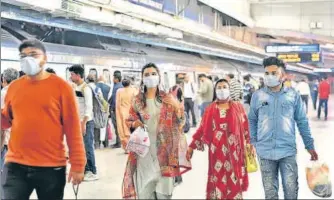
{"left": 82, "top": 84, "right": 110, "bottom": 129}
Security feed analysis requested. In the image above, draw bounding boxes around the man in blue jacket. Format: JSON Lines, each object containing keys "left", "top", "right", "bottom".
{"left": 248, "top": 57, "right": 318, "bottom": 199}
{"left": 109, "top": 71, "right": 123, "bottom": 148}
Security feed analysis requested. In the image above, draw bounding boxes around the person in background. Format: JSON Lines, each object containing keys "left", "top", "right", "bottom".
{"left": 248, "top": 57, "right": 318, "bottom": 199}
{"left": 259, "top": 77, "right": 265, "bottom": 89}
{"left": 1, "top": 68, "right": 19, "bottom": 171}
{"left": 169, "top": 84, "right": 186, "bottom": 187}
{"left": 197, "top": 74, "right": 213, "bottom": 117}
{"left": 86, "top": 74, "right": 105, "bottom": 150}
{"left": 45, "top": 67, "right": 56, "bottom": 74}
{"left": 187, "top": 79, "right": 251, "bottom": 199}
{"left": 19, "top": 70, "right": 25, "bottom": 77}
{"left": 296, "top": 79, "right": 311, "bottom": 113}
{"left": 115, "top": 78, "right": 137, "bottom": 152}
{"left": 122, "top": 63, "right": 190, "bottom": 199}
{"left": 291, "top": 79, "right": 297, "bottom": 88}
{"left": 1, "top": 39, "right": 86, "bottom": 199}
{"left": 95, "top": 75, "right": 111, "bottom": 148}
{"left": 318, "top": 76, "right": 330, "bottom": 121}
{"left": 243, "top": 75, "right": 255, "bottom": 113}
{"left": 310, "top": 79, "right": 319, "bottom": 110}
{"left": 96, "top": 75, "right": 111, "bottom": 102}
{"left": 284, "top": 78, "right": 292, "bottom": 88}
{"left": 69, "top": 65, "right": 98, "bottom": 181}
{"left": 110, "top": 70, "right": 123, "bottom": 149}
{"left": 207, "top": 75, "right": 213, "bottom": 81}
{"left": 225, "top": 73, "right": 242, "bottom": 101}
{"left": 182, "top": 74, "right": 197, "bottom": 127}
{"left": 0, "top": 73, "right": 3, "bottom": 90}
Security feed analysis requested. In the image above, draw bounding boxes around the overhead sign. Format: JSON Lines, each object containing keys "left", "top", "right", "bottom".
{"left": 265, "top": 44, "right": 320, "bottom": 53}
{"left": 128, "top": 0, "right": 163, "bottom": 10}
{"left": 277, "top": 52, "right": 321, "bottom": 63}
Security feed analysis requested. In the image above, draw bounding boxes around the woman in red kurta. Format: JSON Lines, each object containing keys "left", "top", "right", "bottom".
{"left": 187, "top": 79, "right": 252, "bottom": 200}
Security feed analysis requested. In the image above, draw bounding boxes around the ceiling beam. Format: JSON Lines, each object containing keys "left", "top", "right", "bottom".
{"left": 250, "top": 0, "right": 332, "bottom": 4}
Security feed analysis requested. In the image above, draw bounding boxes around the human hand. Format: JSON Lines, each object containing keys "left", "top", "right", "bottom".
{"left": 247, "top": 144, "right": 256, "bottom": 156}
{"left": 186, "top": 147, "right": 193, "bottom": 161}
{"left": 81, "top": 121, "right": 86, "bottom": 136}
{"left": 164, "top": 95, "right": 180, "bottom": 110}
{"left": 308, "top": 149, "right": 318, "bottom": 161}
{"left": 68, "top": 169, "right": 84, "bottom": 185}
{"left": 132, "top": 120, "right": 144, "bottom": 129}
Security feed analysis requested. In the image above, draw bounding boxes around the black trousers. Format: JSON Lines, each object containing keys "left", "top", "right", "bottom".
{"left": 111, "top": 111, "right": 120, "bottom": 146}
{"left": 301, "top": 95, "right": 309, "bottom": 113}
{"left": 1, "top": 162, "right": 66, "bottom": 200}
{"left": 184, "top": 98, "right": 197, "bottom": 125}
{"left": 94, "top": 128, "right": 109, "bottom": 148}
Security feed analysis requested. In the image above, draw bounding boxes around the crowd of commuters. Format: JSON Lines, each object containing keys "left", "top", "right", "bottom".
{"left": 0, "top": 39, "right": 331, "bottom": 200}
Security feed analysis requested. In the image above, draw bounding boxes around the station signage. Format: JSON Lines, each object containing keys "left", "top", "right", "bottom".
{"left": 128, "top": 0, "right": 163, "bottom": 10}
{"left": 265, "top": 44, "right": 320, "bottom": 53}
{"left": 277, "top": 52, "right": 321, "bottom": 63}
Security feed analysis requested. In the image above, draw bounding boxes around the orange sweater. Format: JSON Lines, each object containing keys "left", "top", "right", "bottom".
{"left": 1, "top": 74, "right": 86, "bottom": 172}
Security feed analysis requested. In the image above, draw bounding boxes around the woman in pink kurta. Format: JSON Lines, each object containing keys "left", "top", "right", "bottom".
{"left": 115, "top": 79, "right": 138, "bottom": 151}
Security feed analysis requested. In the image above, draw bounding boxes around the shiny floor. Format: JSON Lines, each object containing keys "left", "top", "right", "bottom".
{"left": 31, "top": 97, "right": 333, "bottom": 199}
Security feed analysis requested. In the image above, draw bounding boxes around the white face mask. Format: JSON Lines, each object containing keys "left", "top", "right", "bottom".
{"left": 264, "top": 74, "right": 281, "bottom": 87}
{"left": 216, "top": 89, "right": 230, "bottom": 100}
{"left": 143, "top": 75, "right": 159, "bottom": 88}
{"left": 20, "top": 57, "right": 42, "bottom": 76}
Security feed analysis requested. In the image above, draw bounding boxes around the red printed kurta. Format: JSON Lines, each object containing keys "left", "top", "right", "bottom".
{"left": 189, "top": 101, "right": 250, "bottom": 200}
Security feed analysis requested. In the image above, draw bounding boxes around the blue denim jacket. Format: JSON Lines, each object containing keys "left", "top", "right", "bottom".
{"left": 248, "top": 86, "right": 314, "bottom": 160}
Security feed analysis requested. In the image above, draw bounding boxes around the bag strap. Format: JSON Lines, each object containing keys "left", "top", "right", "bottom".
{"left": 72, "top": 184, "right": 79, "bottom": 200}
{"left": 80, "top": 83, "right": 88, "bottom": 97}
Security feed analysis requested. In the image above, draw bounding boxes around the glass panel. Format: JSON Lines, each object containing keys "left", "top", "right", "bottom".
{"left": 164, "top": 72, "right": 170, "bottom": 91}
{"left": 102, "top": 69, "right": 111, "bottom": 85}
{"left": 66, "top": 67, "right": 71, "bottom": 81}
{"left": 202, "top": 5, "right": 214, "bottom": 28}
{"left": 89, "top": 68, "right": 98, "bottom": 81}
{"left": 184, "top": 0, "right": 200, "bottom": 21}
{"left": 163, "top": 0, "right": 176, "bottom": 14}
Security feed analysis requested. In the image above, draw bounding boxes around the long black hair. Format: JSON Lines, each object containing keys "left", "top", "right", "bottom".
{"left": 140, "top": 63, "right": 162, "bottom": 108}
{"left": 212, "top": 78, "right": 229, "bottom": 101}
{"left": 171, "top": 85, "right": 183, "bottom": 103}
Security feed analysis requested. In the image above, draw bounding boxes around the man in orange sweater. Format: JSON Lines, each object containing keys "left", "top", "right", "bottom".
{"left": 1, "top": 39, "right": 86, "bottom": 199}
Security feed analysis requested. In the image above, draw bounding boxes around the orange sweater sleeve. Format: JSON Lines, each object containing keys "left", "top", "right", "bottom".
{"left": 1, "top": 92, "right": 13, "bottom": 130}
{"left": 61, "top": 83, "right": 86, "bottom": 172}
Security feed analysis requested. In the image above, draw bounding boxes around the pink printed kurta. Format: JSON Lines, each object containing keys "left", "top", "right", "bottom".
{"left": 189, "top": 101, "right": 250, "bottom": 200}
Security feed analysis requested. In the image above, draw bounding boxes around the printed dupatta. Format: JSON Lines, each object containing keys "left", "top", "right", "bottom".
{"left": 122, "top": 91, "right": 191, "bottom": 199}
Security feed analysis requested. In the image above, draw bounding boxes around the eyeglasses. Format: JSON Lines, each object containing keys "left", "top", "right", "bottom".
{"left": 19, "top": 53, "right": 43, "bottom": 59}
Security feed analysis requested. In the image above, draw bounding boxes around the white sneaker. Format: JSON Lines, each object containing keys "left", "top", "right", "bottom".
{"left": 84, "top": 171, "right": 99, "bottom": 181}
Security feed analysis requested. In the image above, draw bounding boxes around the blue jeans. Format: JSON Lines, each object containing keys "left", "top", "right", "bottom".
{"left": 311, "top": 92, "right": 318, "bottom": 110}
{"left": 258, "top": 156, "right": 298, "bottom": 199}
{"left": 84, "top": 120, "right": 97, "bottom": 174}
{"left": 200, "top": 102, "right": 211, "bottom": 117}
{"left": 1, "top": 145, "right": 8, "bottom": 170}
{"left": 317, "top": 99, "right": 328, "bottom": 118}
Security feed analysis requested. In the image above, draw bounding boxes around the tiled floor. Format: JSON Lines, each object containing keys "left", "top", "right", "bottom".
{"left": 31, "top": 97, "right": 333, "bottom": 199}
